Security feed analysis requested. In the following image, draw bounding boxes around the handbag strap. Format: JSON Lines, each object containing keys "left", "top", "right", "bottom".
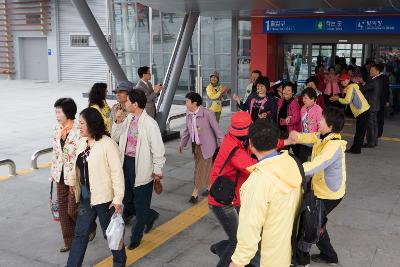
{"left": 290, "top": 154, "right": 306, "bottom": 192}
{"left": 217, "top": 146, "right": 239, "bottom": 176}
{"left": 50, "top": 181, "right": 54, "bottom": 200}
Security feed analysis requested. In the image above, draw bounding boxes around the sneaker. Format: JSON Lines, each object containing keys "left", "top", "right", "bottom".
{"left": 311, "top": 254, "right": 338, "bottom": 266}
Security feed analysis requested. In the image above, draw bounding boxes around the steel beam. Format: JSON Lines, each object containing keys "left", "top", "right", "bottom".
{"left": 156, "top": 12, "right": 199, "bottom": 132}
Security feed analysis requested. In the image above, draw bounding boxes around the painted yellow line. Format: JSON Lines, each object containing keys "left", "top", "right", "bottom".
{"left": 342, "top": 133, "right": 400, "bottom": 142}
{"left": 0, "top": 162, "right": 51, "bottom": 181}
{"left": 95, "top": 199, "right": 209, "bottom": 267}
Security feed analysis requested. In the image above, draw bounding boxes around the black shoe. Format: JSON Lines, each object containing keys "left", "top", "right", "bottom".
{"left": 311, "top": 254, "right": 338, "bottom": 266}
{"left": 201, "top": 190, "right": 209, "bottom": 197}
{"left": 127, "top": 241, "right": 141, "bottom": 250}
{"left": 362, "top": 143, "right": 375, "bottom": 148}
{"left": 122, "top": 213, "right": 134, "bottom": 225}
{"left": 189, "top": 196, "right": 198, "bottom": 204}
{"left": 145, "top": 213, "right": 159, "bottom": 233}
{"left": 345, "top": 148, "right": 361, "bottom": 154}
{"left": 210, "top": 244, "right": 217, "bottom": 255}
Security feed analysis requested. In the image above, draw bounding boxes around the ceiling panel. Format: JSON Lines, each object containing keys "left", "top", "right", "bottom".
{"left": 137, "top": 0, "right": 400, "bottom": 16}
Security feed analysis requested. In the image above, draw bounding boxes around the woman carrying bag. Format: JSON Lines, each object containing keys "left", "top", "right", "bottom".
{"left": 66, "top": 108, "right": 126, "bottom": 267}
{"left": 208, "top": 112, "right": 257, "bottom": 267}
{"left": 50, "top": 98, "right": 96, "bottom": 253}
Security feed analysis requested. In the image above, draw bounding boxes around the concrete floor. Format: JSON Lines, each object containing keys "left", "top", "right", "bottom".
{"left": 0, "top": 81, "right": 400, "bottom": 267}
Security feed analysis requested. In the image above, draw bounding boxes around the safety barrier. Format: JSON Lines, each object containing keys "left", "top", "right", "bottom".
{"left": 31, "top": 147, "right": 52, "bottom": 169}
{"left": 0, "top": 158, "right": 16, "bottom": 176}
{"left": 166, "top": 113, "right": 186, "bottom": 131}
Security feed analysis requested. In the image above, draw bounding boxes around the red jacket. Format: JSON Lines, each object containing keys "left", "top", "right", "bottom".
{"left": 208, "top": 133, "right": 257, "bottom": 207}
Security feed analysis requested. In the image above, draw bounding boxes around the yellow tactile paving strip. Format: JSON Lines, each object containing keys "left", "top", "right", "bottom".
{"left": 94, "top": 199, "right": 209, "bottom": 267}
{"left": 0, "top": 162, "right": 51, "bottom": 180}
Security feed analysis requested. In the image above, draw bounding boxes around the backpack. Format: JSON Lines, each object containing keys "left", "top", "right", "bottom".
{"left": 290, "top": 154, "right": 326, "bottom": 253}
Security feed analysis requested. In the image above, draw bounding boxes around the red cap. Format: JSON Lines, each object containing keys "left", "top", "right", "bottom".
{"left": 229, "top": 112, "right": 252, "bottom": 137}
{"left": 338, "top": 74, "right": 350, "bottom": 81}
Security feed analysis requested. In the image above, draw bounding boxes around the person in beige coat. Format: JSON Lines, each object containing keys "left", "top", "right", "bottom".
{"left": 112, "top": 89, "right": 166, "bottom": 250}
{"left": 66, "top": 107, "right": 126, "bottom": 267}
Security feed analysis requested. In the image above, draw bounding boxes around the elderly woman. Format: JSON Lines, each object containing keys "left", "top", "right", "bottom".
{"left": 208, "top": 111, "right": 257, "bottom": 267}
{"left": 51, "top": 98, "right": 96, "bottom": 253}
{"left": 179, "top": 92, "right": 223, "bottom": 204}
{"left": 88, "top": 82, "right": 111, "bottom": 133}
{"left": 66, "top": 108, "right": 126, "bottom": 267}
{"left": 233, "top": 76, "right": 278, "bottom": 122}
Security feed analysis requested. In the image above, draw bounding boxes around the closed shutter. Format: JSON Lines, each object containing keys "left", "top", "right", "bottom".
{"left": 59, "top": 0, "right": 108, "bottom": 82}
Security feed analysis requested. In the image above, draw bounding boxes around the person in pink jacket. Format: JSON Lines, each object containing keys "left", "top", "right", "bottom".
{"left": 296, "top": 87, "right": 323, "bottom": 162}
{"left": 277, "top": 81, "right": 301, "bottom": 139}
{"left": 324, "top": 66, "right": 341, "bottom": 108}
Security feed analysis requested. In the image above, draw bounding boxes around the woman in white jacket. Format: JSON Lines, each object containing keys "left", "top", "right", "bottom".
{"left": 112, "top": 89, "right": 166, "bottom": 250}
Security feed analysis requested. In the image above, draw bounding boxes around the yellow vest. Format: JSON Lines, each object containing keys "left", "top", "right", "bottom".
{"left": 206, "top": 84, "right": 223, "bottom": 112}
{"left": 339, "top": 83, "right": 370, "bottom": 117}
{"left": 299, "top": 133, "right": 347, "bottom": 200}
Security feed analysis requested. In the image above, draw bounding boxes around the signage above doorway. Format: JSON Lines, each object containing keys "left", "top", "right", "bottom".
{"left": 263, "top": 16, "right": 400, "bottom": 34}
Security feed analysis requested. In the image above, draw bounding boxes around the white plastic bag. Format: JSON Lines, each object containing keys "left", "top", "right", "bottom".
{"left": 106, "top": 213, "right": 125, "bottom": 250}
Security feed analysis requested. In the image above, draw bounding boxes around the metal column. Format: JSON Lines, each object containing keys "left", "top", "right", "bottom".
{"left": 71, "top": 0, "right": 127, "bottom": 83}
{"left": 156, "top": 12, "right": 199, "bottom": 133}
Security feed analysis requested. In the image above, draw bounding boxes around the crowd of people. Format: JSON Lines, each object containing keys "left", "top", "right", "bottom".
{"left": 50, "top": 59, "right": 391, "bottom": 267}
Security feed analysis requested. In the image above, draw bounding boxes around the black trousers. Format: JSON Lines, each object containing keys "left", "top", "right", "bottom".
{"left": 349, "top": 110, "right": 369, "bottom": 153}
{"left": 366, "top": 111, "right": 379, "bottom": 146}
{"left": 377, "top": 107, "right": 385, "bottom": 138}
{"left": 295, "top": 197, "right": 343, "bottom": 265}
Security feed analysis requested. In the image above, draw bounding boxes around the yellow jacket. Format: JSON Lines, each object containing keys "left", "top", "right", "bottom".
{"left": 72, "top": 135, "right": 125, "bottom": 206}
{"left": 338, "top": 83, "right": 370, "bottom": 117}
{"left": 231, "top": 152, "right": 302, "bottom": 267}
{"left": 206, "top": 84, "right": 224, "bottom": 112}
{"left": 91, "top": 102, "right": 111, "bottom": 133}
{"left": 298, "top": 132, "right": 347, "bottom": 200}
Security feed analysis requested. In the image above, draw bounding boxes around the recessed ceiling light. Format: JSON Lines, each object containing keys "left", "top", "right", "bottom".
{"left": 365, "top": 10, "right": 377, "bottom": 13}
{"left": 314, "top": 10, "right": 325, "bottom": 14}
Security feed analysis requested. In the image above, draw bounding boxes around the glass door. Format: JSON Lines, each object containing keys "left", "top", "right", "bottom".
{"left": 311, "top": 44, "right": 334, "bottom": 71}
{"left": 283, "top": 44, "right": 310, "bottom": 92}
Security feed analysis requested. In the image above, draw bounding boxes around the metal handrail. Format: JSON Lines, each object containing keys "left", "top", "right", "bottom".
{"left": 0, "top": 159, "right": 16, "bottom": 176}
{"left": 166, "top": 112, "right": 187, "bottom": 131}
{"left": 31, "top": 147, "right": 52, "bottom": 169}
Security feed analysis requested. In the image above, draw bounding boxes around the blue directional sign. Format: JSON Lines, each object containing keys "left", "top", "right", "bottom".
{"left": 263, "top": 17, "right": 400, "bottom": 33}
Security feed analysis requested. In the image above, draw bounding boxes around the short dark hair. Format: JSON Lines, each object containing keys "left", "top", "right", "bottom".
{"left": 88, "top": 83, "right": 107, "bottom": 109}
{"left": 306, "top": 76, "right": 319, "bottom": 86}
{"left": 80, "top": 108, "right": 108, "bottom": 141}
{"left": 347, "top": 65, "right": 355, "bottom": 72}
{"left": 54, "top": 98, "right": 77, "bottom": 120}
{"left": 138, "top": 66, "right": 150, "bottom": 78}
{"left": 322, "top": 106, "right": 345, "bottom": 133}
{"left": 185, "top": 92, "right": 203, "bottom": 106}
{"left": 128, "top": 89, "right": 147, "bottom": 109}
{"left": 328, "top": 66, "right": 335, "bottom": 72}
{"left": 252, "top": 70, "right": 262, "bottom": 76}
{"left": 283, "top": 81, "right": 296, "bottom": 95}
{"left": 370, "top": 64, "right": 380, "bottom": 72}
{"left": 248, "top": 119, "right": 279, "bottom": 151}
{"left": 301, "top": 87, "right": 317, "bottom": 100}
{"left": 255, "top": 76, "right": 270, "bottom": 90}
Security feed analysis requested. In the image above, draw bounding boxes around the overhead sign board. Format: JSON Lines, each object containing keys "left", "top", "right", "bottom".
{"left": 263, "top": 17, "right": 400, "bottom": 33}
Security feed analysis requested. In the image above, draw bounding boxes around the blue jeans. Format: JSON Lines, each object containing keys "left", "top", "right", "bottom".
{"left": 66, "top": 198, "right": 126, "bottom": 267}
{"left": 210, "top": 205, "right": 239, "bottom": 267}
{"left": 210, "top": 204, "right": 261, "bottom": 267}
{"left": 124, "top": 156, "right": 159, "bottom": 244}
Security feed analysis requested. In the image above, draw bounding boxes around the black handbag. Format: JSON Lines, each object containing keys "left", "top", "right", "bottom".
{"left": 209, "top": 147, "right": 240, "bottom": 205}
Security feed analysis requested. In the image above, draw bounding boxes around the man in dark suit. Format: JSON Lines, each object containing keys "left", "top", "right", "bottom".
{"left": 135, "top": 66, "right": 164, "bottom": 118}
{"left": 361, "top": 64, "right": 383, "bottom": 147}
{"left": 377, "top": 64, "right": 390, "bottom": 138}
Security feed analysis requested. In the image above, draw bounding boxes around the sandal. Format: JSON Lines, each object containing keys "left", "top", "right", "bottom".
{"left": 59, "top": 246, "right": 70, "bottom": 253}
